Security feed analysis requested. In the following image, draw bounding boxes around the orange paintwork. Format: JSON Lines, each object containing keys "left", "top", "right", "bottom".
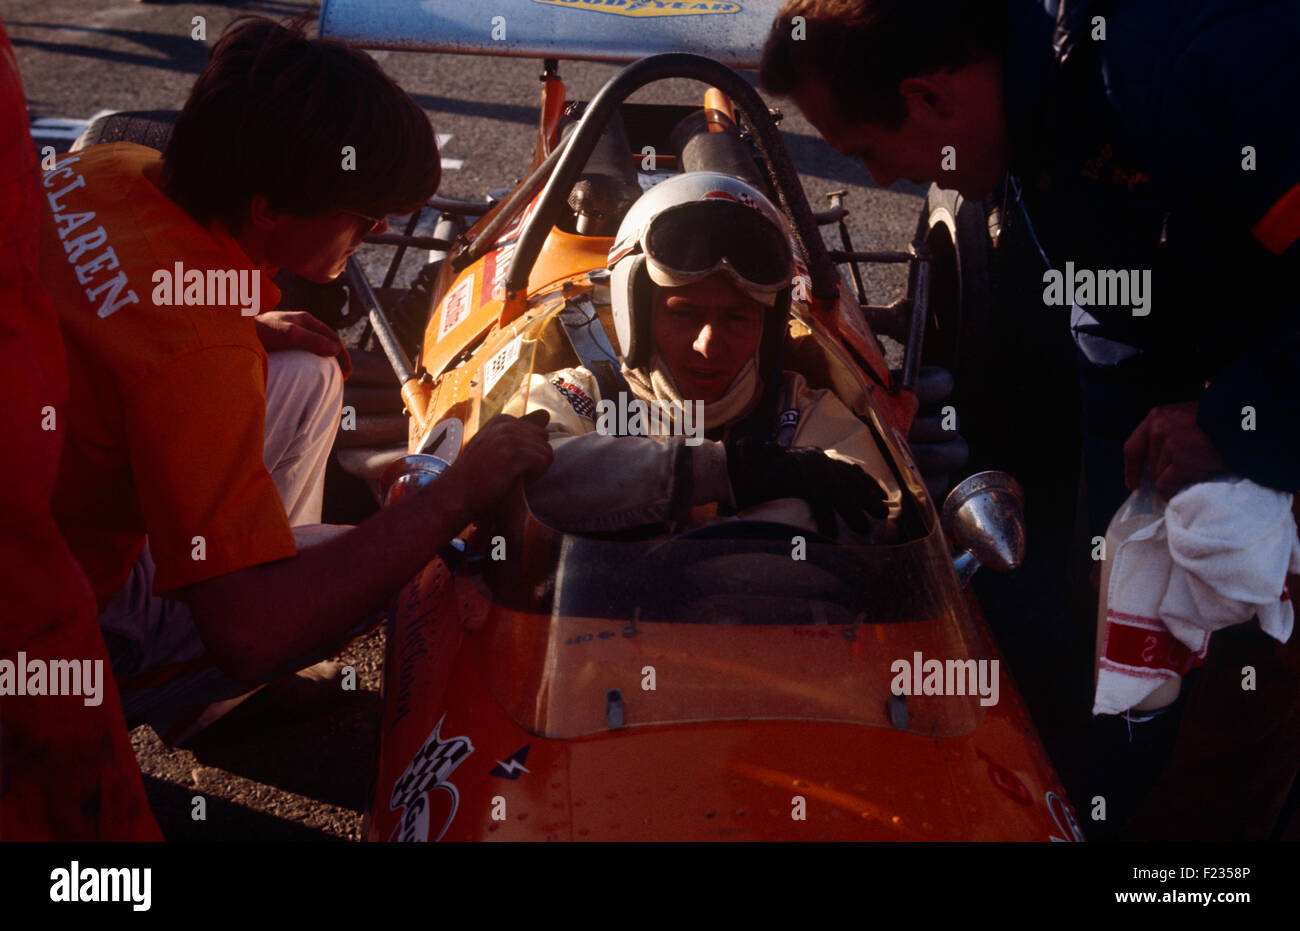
{"left": 370, "top": 560, "right": 1080, "bottom": 842}
{"left": 537, "top": 71, "right": 566, "bottom": 161}
{"left": 405, "top": 225, "right": 609, "bottom": 440}
{"left": 703, "top": 87, "right": 736, "bottom": 128}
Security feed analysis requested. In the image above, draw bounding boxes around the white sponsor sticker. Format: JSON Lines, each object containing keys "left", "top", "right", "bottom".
{"left": 483, "top": 336, "right": 522, "bottom": 394}
{"left": 437, "top": 273, "right": 475, "bottom": 342}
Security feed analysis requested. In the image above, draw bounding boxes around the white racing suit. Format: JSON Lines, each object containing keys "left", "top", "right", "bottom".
{"left": 521, "top": 366, "right": 904, "bottom": 537}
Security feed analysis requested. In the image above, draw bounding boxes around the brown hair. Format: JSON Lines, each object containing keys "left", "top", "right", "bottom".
{"left": 759, "top": 0, "right": 1005, "bottom": 129}
{"left": 162, "top": 13, "right": 439, "bottom": 232}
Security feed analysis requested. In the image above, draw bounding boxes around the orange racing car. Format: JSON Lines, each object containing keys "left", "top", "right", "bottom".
{"left": 296, "top": 0, "right": 1087, "bottom": 842}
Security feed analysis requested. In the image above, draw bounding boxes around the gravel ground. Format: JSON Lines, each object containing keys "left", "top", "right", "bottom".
{"left": 132, "top": 627, "right": 386, "bottom": 841}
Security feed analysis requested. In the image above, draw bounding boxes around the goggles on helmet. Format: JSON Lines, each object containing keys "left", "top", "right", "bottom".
{"left": 624, "top": 199, "right": 794, "bottom": 306}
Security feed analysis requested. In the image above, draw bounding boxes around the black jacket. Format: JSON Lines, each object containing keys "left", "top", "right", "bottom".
{"left": 1002, "top": 0, "right": 1300, "bottom": 491}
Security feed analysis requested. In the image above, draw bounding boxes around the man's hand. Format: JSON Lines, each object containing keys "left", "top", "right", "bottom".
{"left": 1123, "top": 401, "right": 1228, "bottom": 498}
{"left": 727, "top": 441, "right": 889, "bottom": 538}
{"left": 254, "top": 310, "right": 352, "bottom": 380}
{"left": 443, "top": 410, "right": 554, "bottom": 515}
{"left": 181, "top": 408, "right": 554, "bottom": 685}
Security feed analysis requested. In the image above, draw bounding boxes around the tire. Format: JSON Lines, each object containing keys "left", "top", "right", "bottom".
{"left": 916, "top": 181, "right": 1084, "bottom": 495}
{"left": 72, "top": 109, "right": 360, "bottom": 333}
{"left": 913, "top": 185, "right": 997, "bottom": 484}
{"left": 71, "top": 110, "right": 179, "bottom": 152}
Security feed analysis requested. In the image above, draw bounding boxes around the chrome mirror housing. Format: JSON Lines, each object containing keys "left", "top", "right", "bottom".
{"left": 941, "top": 471, "right": 1026, "bottom": 587}
{"left": 379, "top": 454, "right": 451, "bottom": 507}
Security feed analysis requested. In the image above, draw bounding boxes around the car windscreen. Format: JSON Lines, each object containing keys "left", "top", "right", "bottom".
{"left": 473, "top": 518, "right": 995, "bottom": 739}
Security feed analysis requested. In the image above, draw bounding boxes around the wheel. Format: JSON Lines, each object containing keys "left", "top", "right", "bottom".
{"left": 913, "top": 184, "right": 997, "bottom": 476}
{"left": 71, "top": 110, "right": 179, "bottom": 151}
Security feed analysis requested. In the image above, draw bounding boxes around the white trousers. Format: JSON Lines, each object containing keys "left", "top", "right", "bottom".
{"left": 100, "top": 350, "right": 351, "bottom": 739}
{"left": 262, "top": 349, "right": 344, "bottom": 525}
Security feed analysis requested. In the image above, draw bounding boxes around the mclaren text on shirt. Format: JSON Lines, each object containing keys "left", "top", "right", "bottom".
{"left": 43, "top": 156, "right": 140, "bottom": 319}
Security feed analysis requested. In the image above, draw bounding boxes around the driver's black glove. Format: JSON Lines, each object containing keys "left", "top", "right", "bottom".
{"left": 725, "top": 441, "right": 890, "bottom": 538}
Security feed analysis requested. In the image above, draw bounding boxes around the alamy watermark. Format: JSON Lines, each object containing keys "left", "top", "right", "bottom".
{"left": 152, "top": 261, "right": 262, "bottom": 316}
{"left": 889, "top": 651, "right": 999, "bottom": 706}
{"left": 595, "top": 394, "right": 704, "bottom": 446}
{"left": 0, "top": 653, "right": 103, "bottom": 706}
{"left": 1042, "top": 261, "right": 1151, "bottom": 316}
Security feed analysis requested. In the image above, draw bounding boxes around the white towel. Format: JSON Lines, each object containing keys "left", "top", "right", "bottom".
{"left": 1094, "top": 478, "right": 1299, "bottom": 717}
{"left": 1161, "top": 479, "right": 1300, "bottom": 647}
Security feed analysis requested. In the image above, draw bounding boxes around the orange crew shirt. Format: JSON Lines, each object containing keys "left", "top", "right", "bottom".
{"left": 2, "top": 19, "right": 161, "bottom": 840}
{"left": 42, "top": 143, "right": 297, "bottom": 607}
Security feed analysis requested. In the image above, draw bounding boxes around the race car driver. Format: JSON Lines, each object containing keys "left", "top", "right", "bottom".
{"left": 522, "top": 171, "right": 895, "bottom": 540}
{"left": 759, "top": 0, "right": 1300, "bottom": 839}
{"left": 42, "top": 15, "right": 553, "bottom": 745}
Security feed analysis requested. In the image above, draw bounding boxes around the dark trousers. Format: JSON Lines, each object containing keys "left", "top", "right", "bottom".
{"left": 1123, "top": 622, "right": 1300, "bottom": 839}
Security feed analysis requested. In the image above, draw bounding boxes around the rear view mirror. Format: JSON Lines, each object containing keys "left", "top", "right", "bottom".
{"left": 941, "top": 471, "right": 1026, "bottom": 587}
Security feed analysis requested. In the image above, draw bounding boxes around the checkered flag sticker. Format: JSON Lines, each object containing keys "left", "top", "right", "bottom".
{"left": 483, "top": 336, "right": 523, "bottom": 395}
{"left": 389, "top": 714, "right": 475, "bottom": 841}
{"left": 552, "top": 378, "right": 597, "bottom": 422}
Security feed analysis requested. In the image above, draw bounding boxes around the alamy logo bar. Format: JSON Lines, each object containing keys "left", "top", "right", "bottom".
{"left": 49, "top": 862, "right": 151, "bottom": 911}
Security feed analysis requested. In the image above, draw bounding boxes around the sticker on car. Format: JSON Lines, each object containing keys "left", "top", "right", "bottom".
{"left": 490, "top": 745, "right": 531, "bottom": 780}
{"left": 389, "top": 715, "right": 475, "bottom": 842}
{"left": 1047, "top": 791, "right": 1086, "bottom": 842}
{"left": 483, "top": 336, "right": 523, "bottom": 395}
{"left": 437, "top": 273, "right": 476, "bottom": 342}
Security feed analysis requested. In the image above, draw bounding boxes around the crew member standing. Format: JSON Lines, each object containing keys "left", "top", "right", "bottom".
{"left": 0, "top": 15, "right": 161, "bottom": 840}
{"left": 760, "top": 0, "right": 1300, "bottom": 838}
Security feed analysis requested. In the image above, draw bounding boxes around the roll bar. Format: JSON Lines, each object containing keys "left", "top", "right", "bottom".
{"left": 504, "top": 53, "right": 840, "bottom": 306}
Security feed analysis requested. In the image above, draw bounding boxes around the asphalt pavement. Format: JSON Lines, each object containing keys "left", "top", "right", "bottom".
{"left": 9, "top": 0, "right": 926, "bottom": 840}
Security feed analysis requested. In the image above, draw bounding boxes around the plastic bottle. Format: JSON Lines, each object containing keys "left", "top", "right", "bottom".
{"left": 1094, "top": 481, "right": 1182, "bottom": 711}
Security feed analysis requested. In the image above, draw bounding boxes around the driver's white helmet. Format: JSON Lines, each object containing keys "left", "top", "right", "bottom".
{"left": 607, "top": 171, "right": 794, "bottom": 369}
